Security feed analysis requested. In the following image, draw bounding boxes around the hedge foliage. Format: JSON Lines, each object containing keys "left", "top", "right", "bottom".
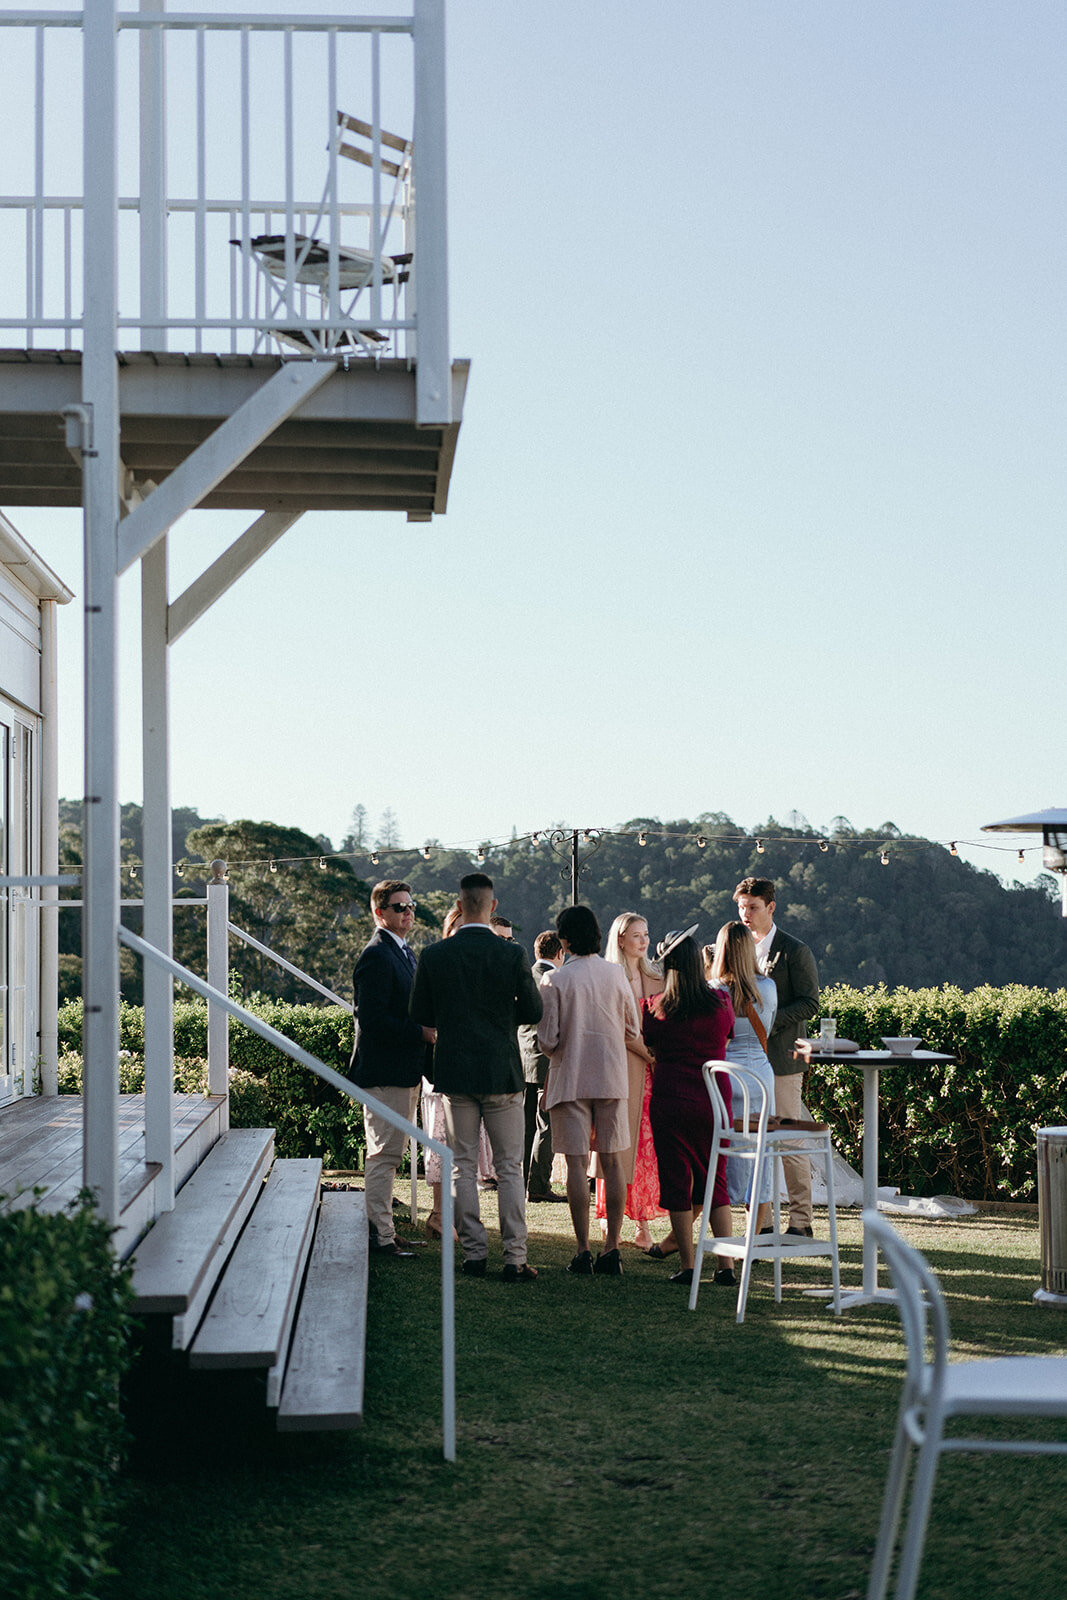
{"left": 58, "top": 998, "right": 365, "bottom": 1170}
{"left": 58, "top": 985, "right": 1067, "bottom": 1198}
{"left": 0, "top": 1196, "right": 133, "bottom": 1600}
{"left": 805, "top": 984, "right": 1067, "bottom": 1201}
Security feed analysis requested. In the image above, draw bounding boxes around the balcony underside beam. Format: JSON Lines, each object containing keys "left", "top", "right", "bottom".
{"left": 116, "top": 360, "right": 337, "bottom": 573}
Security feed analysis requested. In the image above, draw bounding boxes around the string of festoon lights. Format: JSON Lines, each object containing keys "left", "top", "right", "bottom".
{"left": 103, "top": 824, "right": 1038, "bottom": 879}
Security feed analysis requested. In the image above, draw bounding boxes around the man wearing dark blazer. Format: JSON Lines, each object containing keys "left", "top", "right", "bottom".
{"left": 350, "top": 880, "right": 436, "bottom": 1256}
{"left": 410, "top": 872, "right": 543, "bottom": 1281}
{"left": 734, "top": 875, "right": 820, "bottom": 1236}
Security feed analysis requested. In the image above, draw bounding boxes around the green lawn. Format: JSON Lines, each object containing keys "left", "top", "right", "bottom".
{"left": 108, "top": 1200, "right": 1067, "bottom": 1600}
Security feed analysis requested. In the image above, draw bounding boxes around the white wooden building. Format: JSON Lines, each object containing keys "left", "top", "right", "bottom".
{"left": 0, "top": 0, "right": 460, "bottom": 1451}
{"left": 0, "top": 512, "right": 71, "bottom": 1106}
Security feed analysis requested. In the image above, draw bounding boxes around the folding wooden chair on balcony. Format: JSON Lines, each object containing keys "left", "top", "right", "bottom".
{"left": 234, "top": 111, "right": 412, "bottom": 357}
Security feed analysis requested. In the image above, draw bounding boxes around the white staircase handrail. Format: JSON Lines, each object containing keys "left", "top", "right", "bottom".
{"left": 118, "top": 923, "right": 456, "bottom": 1462}
{"left": 227, "top": 921, "right": 352, "bottom": 1011}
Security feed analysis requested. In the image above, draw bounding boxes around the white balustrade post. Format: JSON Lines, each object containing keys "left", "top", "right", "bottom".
{"left": 206, "top": 862, "right": 229, "bottom": 1119}
{"left": 141, "top": 533, "right": 173, "bottom": 1206}
{"left": 412, "top": 0, "right": 451, "bottom": 426}
{"left": 81, "top": 0, "right": 122, "bottom": 1222}
{"left": 139, "top": 0, "right": 167, "bottom": 350}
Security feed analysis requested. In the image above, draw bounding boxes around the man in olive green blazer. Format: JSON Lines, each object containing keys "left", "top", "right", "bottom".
{"left": 734, "top": 876, "right": 820, "bottom": 1234}
{"left": 410, "top": 873, "right": 543, "bottom": 1280}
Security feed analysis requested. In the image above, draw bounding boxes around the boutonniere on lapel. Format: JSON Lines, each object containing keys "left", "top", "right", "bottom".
{"left": 760, "top": 951, "right": 781, "bottom": 976}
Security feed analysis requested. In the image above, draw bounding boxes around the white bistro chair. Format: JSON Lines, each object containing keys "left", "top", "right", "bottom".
{"left": 866, "top": 1210, "right": 1067, "bottom": 1600}
{"left": 690, "top": 1062, "right": 841, "bottom": 1322}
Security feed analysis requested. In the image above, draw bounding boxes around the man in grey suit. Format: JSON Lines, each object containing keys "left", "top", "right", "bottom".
{"left": 734, "top": 875, "right": 820, "bottom": 1236}
{"left": 519, "top": 930, "right": 566, "bottom": 1202}
{"left": 410, "top": 872, "right": 544, "bottom": 1281}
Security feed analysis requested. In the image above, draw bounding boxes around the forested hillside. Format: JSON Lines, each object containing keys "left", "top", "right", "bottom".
{"left": 56, "top": 805, "right": 1065, "bottom": 1001}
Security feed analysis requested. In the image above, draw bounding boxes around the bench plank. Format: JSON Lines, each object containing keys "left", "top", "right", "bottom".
{"left": 277, "top": 1191, "right": 368, "bottom": 1432}
{"left": 190, "top": 1156, "right": 321, "bottom": 1371}
{"left": 129, "top": 1127, "right": 275, "bottom": 1323}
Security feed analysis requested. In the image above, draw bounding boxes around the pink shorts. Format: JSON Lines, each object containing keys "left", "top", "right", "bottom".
{"left": 549, "top": 1097, "right": 629, "bottom": 1157}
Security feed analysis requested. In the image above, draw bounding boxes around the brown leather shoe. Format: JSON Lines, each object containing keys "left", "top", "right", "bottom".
{"left": 502, "top": 1262, "right": 538, "bottom": 1282}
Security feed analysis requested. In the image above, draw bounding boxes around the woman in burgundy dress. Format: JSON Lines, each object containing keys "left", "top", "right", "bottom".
{"left": 642, "top": 927, "right": 735, "bottom": 1286}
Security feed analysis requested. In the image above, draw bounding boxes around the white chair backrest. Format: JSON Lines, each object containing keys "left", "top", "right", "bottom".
{"left": 703, "top": 1062, "right": 771, "bottom": 1141}
{"left": 864, "top": 1210, "right": 951, "bottom": 1415}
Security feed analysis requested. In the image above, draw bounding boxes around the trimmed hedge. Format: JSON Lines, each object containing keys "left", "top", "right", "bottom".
{"left": 61, "top": 984, "right": 1067, "bottom": 1198}
{"left": 806, "top": 984, "right": 1067, "bottom": 1201}
{"left": 58, "top": 999, "right": 365, "bottom": 1170}
{"left": 0, "top": 1196, "right": 133, "bottom": 1600}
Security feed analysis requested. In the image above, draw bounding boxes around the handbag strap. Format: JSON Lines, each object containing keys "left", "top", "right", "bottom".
{"left": 745, "top": 1000, "right": 769, "bottom": 1054}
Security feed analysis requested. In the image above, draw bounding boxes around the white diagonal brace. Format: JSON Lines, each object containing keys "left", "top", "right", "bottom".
{"left": 116, "top": 360, "right": 336, "bottom": 573}
{"left": 168, "top": 511, "right": 303, "bottom": 642}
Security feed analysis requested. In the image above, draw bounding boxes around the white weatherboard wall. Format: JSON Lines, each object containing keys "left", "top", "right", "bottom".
{"left": 0, "top": 512, "right": 72, "bottom": 1103}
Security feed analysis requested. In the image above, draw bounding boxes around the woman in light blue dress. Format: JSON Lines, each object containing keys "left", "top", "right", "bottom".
{"left": 705, "top": 921, "right": 778, "bottom": 1232}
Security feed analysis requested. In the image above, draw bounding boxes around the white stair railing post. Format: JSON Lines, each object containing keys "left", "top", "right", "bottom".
{"left": 206, "top": 861, "right": 229, "bottom": 1122}
{"left": 413, "top": 0, "right": 451, "bottom": 426}
{"left": 141, "top": 532, "right": 174, "bottom": 1207}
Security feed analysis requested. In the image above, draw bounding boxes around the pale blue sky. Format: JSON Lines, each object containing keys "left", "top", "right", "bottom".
{"left": 10, "top": 1, "right": 1063, "bottom": 882}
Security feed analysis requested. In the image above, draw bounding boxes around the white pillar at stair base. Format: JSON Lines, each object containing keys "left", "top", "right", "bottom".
{"left": 141, "top": 533, "right": 173, "bottom": 1206}
{"left": 39, "top": 597, "right": 59, "bottom": 1096}
{"left": 81, "top": 0, "right": 121, "bottom": 1223}
{"left": 206, "top": 869, "right": 229, "bottom": 1125}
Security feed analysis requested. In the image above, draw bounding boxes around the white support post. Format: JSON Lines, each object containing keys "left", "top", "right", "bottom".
{"left": 413, "top": 0, "right": 451, "bottom": 427}
{"left": 38, "top": 598, "right": 59, "bottom": 1095}
{"left": 206, "top": 863, "right": 229, "bottom": 1116}
{"left": 139, "top": 0, "right": 167, "bottom": 350}
{"left": 81, "top": 0, "right": 121, "bottom": 1223}
{"left": 141, "top": 533, "right": 174, "bottom": 1206}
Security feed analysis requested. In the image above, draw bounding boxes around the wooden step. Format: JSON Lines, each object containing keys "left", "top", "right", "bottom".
{"left": 128, "top": 1126, "right": 275, "bottom": 1349}
{"left": 277, "top": 1190, "right": 368, "bottom": 1433}
{"left": 189, "top": 1156, "right": 321, "bottom": 1385}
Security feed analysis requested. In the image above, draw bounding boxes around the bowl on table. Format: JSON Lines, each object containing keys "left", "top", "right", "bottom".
{"left": 880, "top": 1036, "right": 921, "bottom": 1055}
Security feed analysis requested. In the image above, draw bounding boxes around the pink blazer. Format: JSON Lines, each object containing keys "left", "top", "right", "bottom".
{"left": 537, "top": 955, "right": 641, "bottom": 1109}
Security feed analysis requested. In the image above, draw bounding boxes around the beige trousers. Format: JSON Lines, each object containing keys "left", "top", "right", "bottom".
{"left": 444, "top": 1092, "right": 527, "bottom": 1266}
{"left": 363, "top": 1084, "right": 419, "bottom": 1245}
{"left": 773, "top": 1070, "right": 813, "bottom": 1232}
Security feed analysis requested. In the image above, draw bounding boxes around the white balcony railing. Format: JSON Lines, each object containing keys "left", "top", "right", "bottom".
{"left": 0, "top": 7, "right": 446, "bottom": 371}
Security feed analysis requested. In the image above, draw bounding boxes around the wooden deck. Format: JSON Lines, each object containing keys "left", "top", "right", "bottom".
{"left": 0, "top": 1092, "right": 227, "bottom": 1258}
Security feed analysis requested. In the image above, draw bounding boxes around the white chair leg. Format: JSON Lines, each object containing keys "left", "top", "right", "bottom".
{"left": 735, "top": 1157, "right": 762, "bottom": 1324}
{"left": 892, "top": 1429, "right": 942, "bottom": 1600}
{"left": 771, "top": 1155, "right": 784, "bottom": 1302}
{"left": 690, "top": 1134, "right": 720, "bottom": 1311}
{"left": 867, "top": 1415, "right": 914, "bottom": 1600}
{"left": 823, "top": 1136, "right": 841, "bottom": 1315}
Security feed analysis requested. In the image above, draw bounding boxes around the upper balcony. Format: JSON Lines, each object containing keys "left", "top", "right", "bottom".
{"left": 0, "top": 3, "right": 464, "bottom": 519}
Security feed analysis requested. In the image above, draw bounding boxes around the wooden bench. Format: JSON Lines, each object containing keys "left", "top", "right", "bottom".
{"left": 278, "top": 1189, "right": 368, "bottom": 1433}
{"left": 189, "top": 1156, "right": 321, "bottom": 1406}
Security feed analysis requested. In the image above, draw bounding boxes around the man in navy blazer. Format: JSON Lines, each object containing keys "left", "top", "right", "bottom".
{"left": 410, "top": 873, "right": 543, "bottom": 1281}
{"left": 351, "top": 880, "right": 436, "bottom": 1256}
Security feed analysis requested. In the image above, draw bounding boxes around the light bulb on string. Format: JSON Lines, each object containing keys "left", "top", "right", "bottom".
{"left": 818, "top": 839, "right": 829, "bottom": 853}
{"left": 175, "top": 862, "right": 183, "bottom": 877}
{"left": 531, "top": 833, "right": 540, "bottom": 846}
{"left": 949, "top": 842, "right": 958, "bottom": 856}
{"left": 269, "top": 860, "right": 278, "bottom": 873}
{"left": 476, "top": 847, "right": 486, "bottom": 864}
{"left": 318, "top": 857, "right": 327, "bottom": 870}
{"left": 696, "top": 836, "right": 706, "bottom": 849}
{"left": 638, "top": 832, "right": 647, "bottom": 847}
{"left": 422, "top": 846, "right": 432, "bottom": 860}
{"left": 755, "top": 839, "right": 765, "bottom": 854}
{"left": 880, "top": 851, "right": 889, "bottom": 866}
{"left": 1018, "top": 850, "right": 1025, "bottom": 864}
{"left": 370, "top": 852, "right": 380, "bottom": 866}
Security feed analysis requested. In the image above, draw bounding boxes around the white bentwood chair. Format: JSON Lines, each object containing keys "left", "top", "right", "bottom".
{"left": 691, "top": 1062, "right": 841, "bottom": 1322}
{"left": 866, "top": 1210, "right": 1067, "bottom": 1600}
